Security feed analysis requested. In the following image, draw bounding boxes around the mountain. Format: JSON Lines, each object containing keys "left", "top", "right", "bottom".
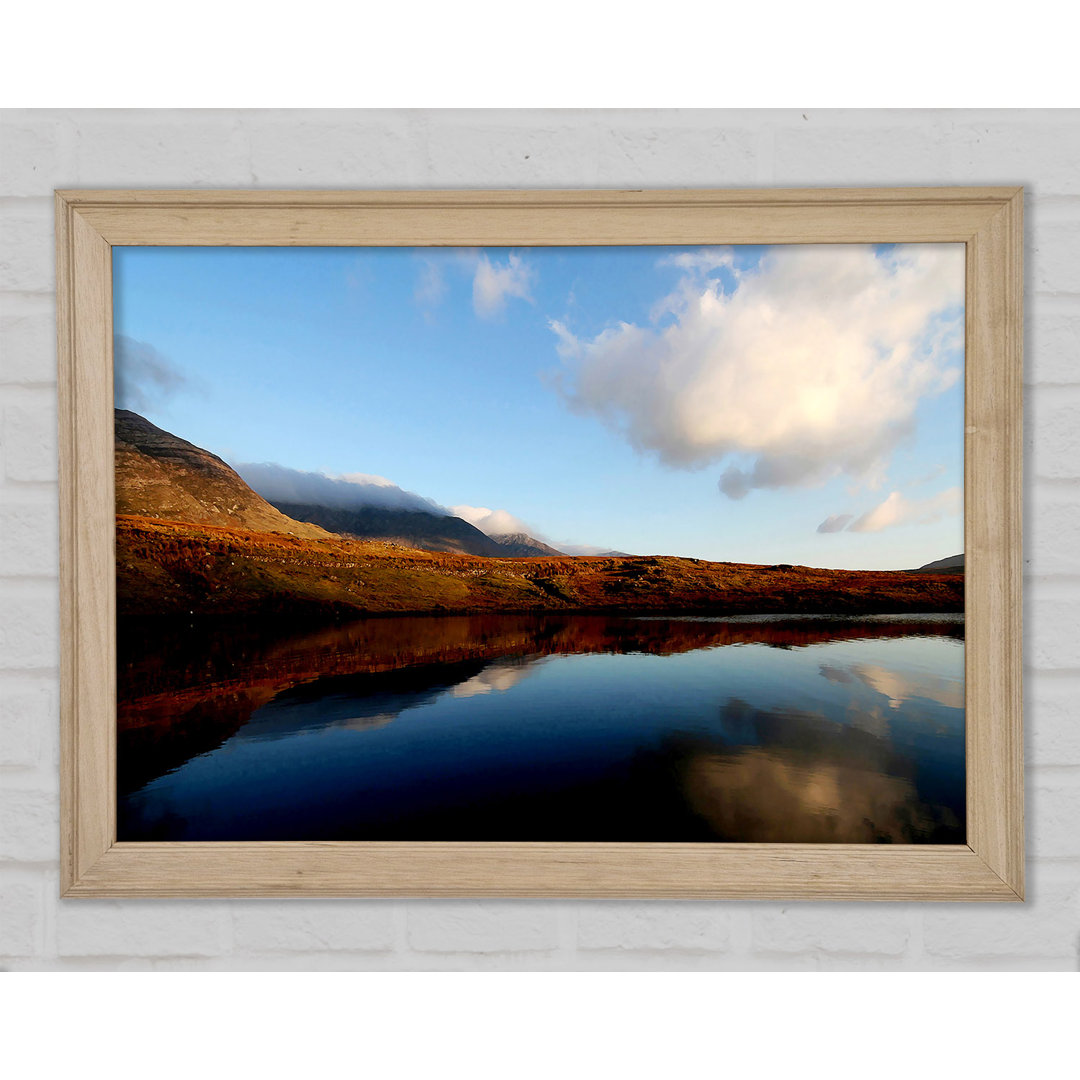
{"left": 266, "top": 505, "right": 567, "bottom": 559}
{"left": 267, "top": 501, "right": 511, "bottom": 557}
{"left": 116, "top": 410, "right": 571, "bottom": 558}
{"left": 114, "top": 410, "right": 330, "bottom": 540}
{"left": 488, "top": 532, "right": 565, "bottom": 557}
{"left": 912, "top": 554, "right": 964, "bottom": 574}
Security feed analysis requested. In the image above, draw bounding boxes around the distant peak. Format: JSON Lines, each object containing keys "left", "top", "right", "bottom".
{"left": 912, "top": 554, "right": 964, "bottom": 574}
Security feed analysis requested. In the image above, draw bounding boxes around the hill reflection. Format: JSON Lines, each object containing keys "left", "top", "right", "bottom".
{"left": 118, "top": 612, "right": 965, "bottom": 842}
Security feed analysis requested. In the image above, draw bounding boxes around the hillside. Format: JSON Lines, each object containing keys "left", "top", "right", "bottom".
{"left": 116, "top": 514, "right": 965, "bottom": 619}
{"left": 115, "top": 410, "right": 329, "bottom": 540}
{"left": 117, "top": 409, "right": 564, "bottom": 557}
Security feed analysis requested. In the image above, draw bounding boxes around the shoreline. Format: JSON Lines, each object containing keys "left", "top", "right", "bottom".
{"left": 115, "top": 514, "right": 965, "bottom": 621}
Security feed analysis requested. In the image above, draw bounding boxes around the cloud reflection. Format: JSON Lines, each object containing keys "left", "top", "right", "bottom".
{"left": 451, "top": 659, "right": 542, "bottom": 699}
{"left": 820, "top": 660, "right": 963, "bottom": 709}
{"left": 676, "top": 699, "right": 962, "bottom": 843}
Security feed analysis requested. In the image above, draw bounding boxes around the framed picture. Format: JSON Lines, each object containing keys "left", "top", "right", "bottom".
{"left": 57, "top": 187, "right": 1023, "bottom": 899}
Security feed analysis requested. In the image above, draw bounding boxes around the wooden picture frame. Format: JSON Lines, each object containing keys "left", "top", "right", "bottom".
{"left": 56, "top": 187, "right": 1023, "bottom": 900}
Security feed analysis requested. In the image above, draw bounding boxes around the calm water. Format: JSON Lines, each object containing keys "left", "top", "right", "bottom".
{"left": 117, "top": 613, "right": 965, "bottom": 843}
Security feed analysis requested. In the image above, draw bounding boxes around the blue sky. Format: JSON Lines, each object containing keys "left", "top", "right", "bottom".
{"left": 112, "top": 243, "right": 964, "bottom": 569}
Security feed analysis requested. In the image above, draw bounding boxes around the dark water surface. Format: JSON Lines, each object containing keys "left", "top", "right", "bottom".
{"left": 117, "top": 613, "right": 965, "bottom": 843}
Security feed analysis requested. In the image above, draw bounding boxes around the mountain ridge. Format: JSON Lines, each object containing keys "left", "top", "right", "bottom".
{"left": 117, "top": 410, "right": 571, "bottom": 557}
{"left": 487, "top": 531, "right": 565, "bottom": 558}
{"left": 114, "top": 410, "right": 964, "bottom": 586}
{"left": 268, "top": 500, "right": 511, "bottom": 557}
{"left": 911, "top": 554, "right": 964, "bottom": 574}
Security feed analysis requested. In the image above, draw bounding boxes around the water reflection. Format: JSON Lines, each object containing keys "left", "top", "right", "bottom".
{"left": 118, "top": 613, "right": 964, "bottom": 843}
{"left": 451, "top": 659, "right": 541, "bottom": 699}
{"left": 820, "top": 660, "right": 964, "bottom": 710}
{"left": 680, "top": 700, "right": 960, "bottom": 843}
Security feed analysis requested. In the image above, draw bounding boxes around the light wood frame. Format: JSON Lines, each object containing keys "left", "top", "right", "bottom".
{"left": 56, "top": 188, "right": 1024, "bottom": 899}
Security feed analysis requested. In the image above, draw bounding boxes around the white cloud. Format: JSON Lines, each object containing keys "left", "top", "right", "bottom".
{"left": 338, "top": 471, "right": 395, "bottom": 488}
{"left": 658, "top": 247, "right": 736, "bottom": 274}
{"left": 557, "top": 542, "right": 628, "bottom": 556}
{"left": 552, "top": 244, "right": 964, "bottom": 498}
{"left": 455, "top": 504, "right": 618, "bottom": 553}
{"left": 847, "top": 487, "right": 961, "bottom": 533}
{"left": 114, "top": 335, "right": 190, "bottom": 412}
{"left": 451, "top": 504, "right": 532, "bottom": 537}
{"left": 414, "top": 258, "right": 447, "bottom": 310}
{"left": 473, "top": 253, "right": 533, "bottom": 319}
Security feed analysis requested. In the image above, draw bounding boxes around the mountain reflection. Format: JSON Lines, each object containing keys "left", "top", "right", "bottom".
{"left": 120, "top": 611, "right": 963, "bottom": 724}
{"left": 118, "top": 613, "right": 965, "bottom": 842}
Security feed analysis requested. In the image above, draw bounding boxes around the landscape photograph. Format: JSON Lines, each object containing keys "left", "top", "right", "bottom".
{"left": 112, "top": 241, "right": 966, "bottom": 844}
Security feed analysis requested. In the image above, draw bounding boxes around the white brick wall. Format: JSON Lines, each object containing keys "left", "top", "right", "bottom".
{"left": 406, "top": 901, "right": 563, "bottom": 954}
{"left": 577, "top": 901, "right": 733, "bottom": 952}
{"left": 55, "top": 900, "right": 230, "bottom": 959}
{"left": 230, "top": 899, "right": 399, "bottom": 955}
{"left": 1, "top": 108, "right": 1077, "bottom": 971}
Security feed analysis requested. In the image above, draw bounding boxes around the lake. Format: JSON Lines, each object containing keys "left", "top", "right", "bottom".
{"left": 117, "top": 612, "right": 965, "bottom": 843}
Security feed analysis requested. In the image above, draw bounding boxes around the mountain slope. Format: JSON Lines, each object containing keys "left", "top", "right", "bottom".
{"left": 268, "top": 501, "right": 511, "bottom": 556}
{"left": 114, "top": 410, "right": 330, "bottom": 540}
{"left": 489, "top": 532, "right": 565, "bottom": 557}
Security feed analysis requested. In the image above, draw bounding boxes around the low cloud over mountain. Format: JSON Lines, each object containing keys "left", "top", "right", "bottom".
{"left": 451, "top": 504, "right": 534, "bottom": 538}
{"left": 234, "top": 462, "right": 446, "bottom": 515}
{"left": 235, "top": 464, "right": 564, "bottom": 557}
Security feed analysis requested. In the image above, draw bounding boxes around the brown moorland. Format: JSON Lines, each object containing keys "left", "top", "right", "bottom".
{"left": 116, "top": 514, "right": 964, "bottom": 620}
